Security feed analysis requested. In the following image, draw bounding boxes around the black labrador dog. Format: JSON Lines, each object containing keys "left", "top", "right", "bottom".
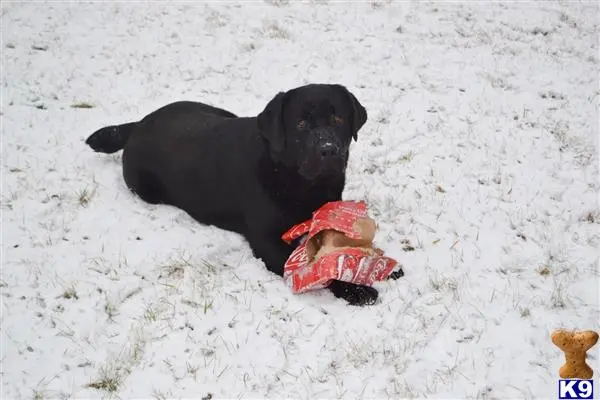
{"left": 85, "top": 83, "right": 400, "bottom": 306}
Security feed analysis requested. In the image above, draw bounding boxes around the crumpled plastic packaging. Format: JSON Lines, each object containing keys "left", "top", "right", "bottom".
{"left": 281, "top": 200, "right": 399, "bottom": 293}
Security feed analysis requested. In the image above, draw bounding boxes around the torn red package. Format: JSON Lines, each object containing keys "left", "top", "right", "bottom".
{"left": 281, "top": 200, "right": 399, "bottom": 293}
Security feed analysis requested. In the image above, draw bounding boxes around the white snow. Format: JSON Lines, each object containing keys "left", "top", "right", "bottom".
{"left": 1, "top": 1, "right": 599, "bottom": 399}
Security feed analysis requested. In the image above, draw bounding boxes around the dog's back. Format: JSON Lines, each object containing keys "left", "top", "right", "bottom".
{"left": 85, "top": 101, "right": 237, "bottom": 155}
{"left": 85, "top": 100, "right": 244, "bottom": 210}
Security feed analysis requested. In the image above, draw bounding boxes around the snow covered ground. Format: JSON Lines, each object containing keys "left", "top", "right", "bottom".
{"left": 1, "top": 1, "right": 598, "bottom": 398}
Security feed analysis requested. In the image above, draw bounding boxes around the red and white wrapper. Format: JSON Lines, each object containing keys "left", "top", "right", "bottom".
{"left": 281, "top": 200, "right": 398, "bottom": 293}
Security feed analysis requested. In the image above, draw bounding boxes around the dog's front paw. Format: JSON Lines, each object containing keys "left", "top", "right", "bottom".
{"left": 328, "top": 280, "right": 378, "bottom": 306}
{"left": 387, "top": 267, "right": 404, "bottom": 280}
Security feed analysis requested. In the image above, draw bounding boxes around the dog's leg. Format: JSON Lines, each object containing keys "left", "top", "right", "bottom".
{"left": 246, "top": 230, "right": 294, "bottom": 278}
{"left": 387, "top": 268, "right": 404, "bottom": 280}
{"left": 132, "top": 169, "right": 169, "bottom": 205}
{"left": 328, "top": 280, "right": 378, "bottom": 306}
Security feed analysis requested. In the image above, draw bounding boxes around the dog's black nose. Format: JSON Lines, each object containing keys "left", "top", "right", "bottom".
{"left": 319, "top": 142, "right": 339, "bottom": 158}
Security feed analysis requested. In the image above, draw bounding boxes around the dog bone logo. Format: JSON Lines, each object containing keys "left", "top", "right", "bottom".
{"left": 551, "top": 329, "right": 598, "bottom": 379}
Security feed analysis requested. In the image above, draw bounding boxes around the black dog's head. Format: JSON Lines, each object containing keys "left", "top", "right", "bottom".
{"left": 257, "top": 84, "right": 367, "bottom": 182}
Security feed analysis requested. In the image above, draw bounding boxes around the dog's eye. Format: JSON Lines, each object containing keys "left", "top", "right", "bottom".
{"left": 297, "top": 120, "right": 308, "bottom": 130}
{"left": 330, "top": 115, "right": 344, "bottom": 126}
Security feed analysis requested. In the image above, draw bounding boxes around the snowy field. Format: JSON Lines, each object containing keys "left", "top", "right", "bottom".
{"left": 1, "top": 1, "right": 599, "bottom": 399}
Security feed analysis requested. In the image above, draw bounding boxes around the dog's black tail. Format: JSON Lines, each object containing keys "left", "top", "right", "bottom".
{"left": 85, "top": 122, "right": 136, "bottom": 153}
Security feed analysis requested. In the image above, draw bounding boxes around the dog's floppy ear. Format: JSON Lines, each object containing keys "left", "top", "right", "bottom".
{"left": 257, "top": 91, "right": 287, "bottom": 153}
{"left": 338, "top": 85, "right": 367, "bottom": 141}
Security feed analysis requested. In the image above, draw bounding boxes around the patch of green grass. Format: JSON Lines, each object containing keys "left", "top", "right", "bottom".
{"left": 71, "top": 102, "right": 94, "bottom": 109}
{"left": 538, "top": 265, "right": 551, "bottom": 276}
{"left": 104, "top": 300, "right": 118, "bottom": 321}
{"left": 61, "top": 285, "right": 78, "bottom": 300}
{"left": 143, "top": 305, "right": 158, "bottom": 322}
{"left": 86, "top": 364, "right": 123, "bottom": 393}
{"left": 78, "top": 188, "right": 92, "bottom": 207}
{"left": 551, "top": 283, "right": 567, "bottom": 309}
{"left": 399, "top": 151, "right": 414, "bottom": 162}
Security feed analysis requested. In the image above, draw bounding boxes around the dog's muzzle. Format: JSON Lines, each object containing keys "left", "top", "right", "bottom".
{"left": 299, "top": 130, "right": 346, "bottom": 180}
{"left": 318, "top": 141, "right": 340, "bottom": 160}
